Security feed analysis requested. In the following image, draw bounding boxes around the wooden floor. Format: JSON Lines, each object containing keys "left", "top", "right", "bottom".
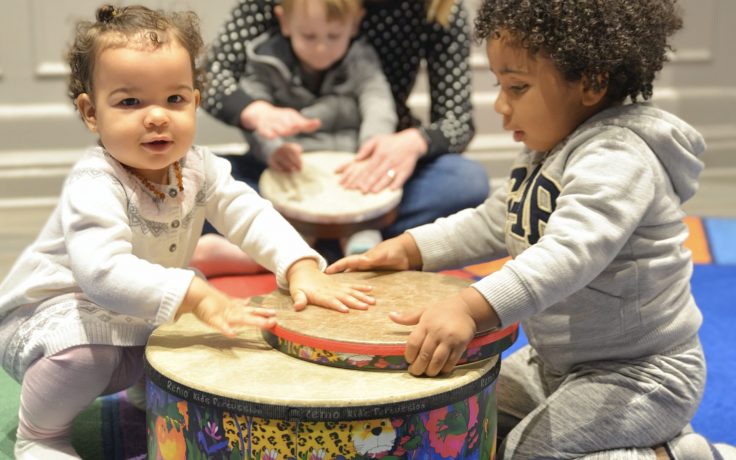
{"left": 1, "top": 173, "right": 734, "bottom": 279}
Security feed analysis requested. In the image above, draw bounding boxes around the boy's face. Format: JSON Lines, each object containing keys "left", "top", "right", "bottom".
{"left": 277, "top": 1, "right": 363, "bottom": 73}
{"left": 76, "top": 40, "right": 200, "bottom": 184}
{"left": 486, "top": 34, "right": 602, "bottom": 153}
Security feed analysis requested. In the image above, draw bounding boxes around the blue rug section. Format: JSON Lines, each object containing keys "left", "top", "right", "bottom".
{"left": 690, "top": 264, "right": 736, "bottom": 444}
{"left": 498, "top": 263, "right": 736, "bottom": 445}
{"left": 705, "top": 218, "right": 736, "bottom": 265}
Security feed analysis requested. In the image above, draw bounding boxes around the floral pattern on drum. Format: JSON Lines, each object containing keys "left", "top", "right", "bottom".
{"left": 147, "top": 378, "right": 498, "bottom": 460}
{"left": 262, "top": 325, "right": 518, "bottom": 371}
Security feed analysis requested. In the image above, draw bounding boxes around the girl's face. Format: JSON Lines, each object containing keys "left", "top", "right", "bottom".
{"left": 277, "top": 1, "right": 362, "bottom": 73}
{"left": 76, "top": 40, "right": 200, "bottom": 184}
{"left": 486, "top": 34, "right": 603, "bottom": 153}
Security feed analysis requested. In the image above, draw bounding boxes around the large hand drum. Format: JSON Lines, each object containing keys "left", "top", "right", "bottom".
{"left": 145, "top": 271, "right": 518, "bottom": 459}
{"left": 259, "top": 151, "right": 403, "bottom": 238}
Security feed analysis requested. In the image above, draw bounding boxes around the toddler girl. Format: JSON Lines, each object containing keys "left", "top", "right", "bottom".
{"left": 0, "top": 5, "right": 372, "bottom": 458}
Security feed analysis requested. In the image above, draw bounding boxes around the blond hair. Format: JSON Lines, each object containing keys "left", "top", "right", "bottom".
{"left": 426, "top": 0, "right": 455, "bottom": 27}
{"left": 279, "top": 0, "right": 363, "bottom": 21}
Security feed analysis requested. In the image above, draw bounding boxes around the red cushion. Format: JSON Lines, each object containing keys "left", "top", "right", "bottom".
{"left": 209, "top": 273, "right": 277, "bottom": 298}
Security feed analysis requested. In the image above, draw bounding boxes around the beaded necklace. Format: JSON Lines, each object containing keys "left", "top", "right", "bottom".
{"left": 125, "top": 161, "right": 183, "bottom": 200}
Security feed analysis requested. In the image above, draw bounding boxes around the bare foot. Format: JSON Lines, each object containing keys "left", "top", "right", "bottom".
{"left": 191, "top": 234, "right": 267, "bottom": 277}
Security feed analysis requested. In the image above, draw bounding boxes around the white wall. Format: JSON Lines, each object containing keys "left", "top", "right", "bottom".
{"left": 1, "top": 0, "right": 733, "bottom": 207}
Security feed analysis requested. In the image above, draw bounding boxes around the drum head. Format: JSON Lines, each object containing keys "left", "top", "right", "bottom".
{"left": 259, "top": 151, "right": 403, "bottom": 224}
{"left": 253, "top": 271, "right": 519, "bottom": 370}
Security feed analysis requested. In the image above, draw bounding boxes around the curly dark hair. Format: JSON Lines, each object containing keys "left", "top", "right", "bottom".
{"left": 474, "top": 0, "right": 683, "bottom": 102}
{"left": 66, "top": 4, "right": 205, "bottom": 108}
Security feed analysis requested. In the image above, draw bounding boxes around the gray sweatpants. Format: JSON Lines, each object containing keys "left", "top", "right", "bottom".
{"left": 497, "top": 339, "right": 705, "bottom": 459}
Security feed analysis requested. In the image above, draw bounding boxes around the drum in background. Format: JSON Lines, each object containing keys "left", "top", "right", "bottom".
{"left": 259, "top": 151, "right": 403, "bottom": 238}
{"left": 254, "top": 271, "right": 519, "bottom": 370}
{"left": 146, "top": 314, "right": 502, "bottom": 459}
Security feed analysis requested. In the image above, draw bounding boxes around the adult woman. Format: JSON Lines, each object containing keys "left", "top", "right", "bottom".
{"left": 195, "top": 0, "right": 489, "bottom": 271}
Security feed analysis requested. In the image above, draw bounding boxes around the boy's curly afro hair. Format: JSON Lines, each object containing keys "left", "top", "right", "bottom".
{"left": 474, "top": 0, "right": 683, "bottom": 102}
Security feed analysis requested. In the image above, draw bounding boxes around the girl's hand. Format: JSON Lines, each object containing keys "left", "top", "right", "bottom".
{"left": 178, "top": 277, "right": 276, "bottom": 337}
{"left": 390, "top": 287, "right": 500, "bottom": 376}
{"left": 336, "top": 128, "right": 427, "bottom": 193}
{"left": 241, "top": 100, "right": 321, "bottom": 139}
{"left": 269, "top": 143, "right": 303, "bottom": 172}
{"left": 287, "top": 259, "right": 374, "bottom": 313}
{"left": 326, "top": 233, "right": 422, "bottom": 274}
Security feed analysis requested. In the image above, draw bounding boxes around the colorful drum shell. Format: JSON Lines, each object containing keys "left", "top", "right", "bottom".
{"left": 146, "top": 314, "right": 503, "bottom": 460}
{"left": 254, "top": 271, "right": 519, "bottom": 370}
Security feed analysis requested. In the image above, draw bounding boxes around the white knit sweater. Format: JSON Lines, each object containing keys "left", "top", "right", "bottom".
{"left": 0, "top": 145, "right": 322, "bottom": 380}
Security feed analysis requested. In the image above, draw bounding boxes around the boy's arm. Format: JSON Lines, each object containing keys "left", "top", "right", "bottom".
{"left": 350, "top": 40, "right": 399, "bottom": 143}
{"left": 408, "top": 183, "right": 510, "bottom": 271}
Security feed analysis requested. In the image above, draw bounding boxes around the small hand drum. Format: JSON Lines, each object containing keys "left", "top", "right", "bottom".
{"left": 259, "top": 151, "right": 403, "bottom": 238}
{"left": 254, "top": 270, "right": 519, "bottom": 370}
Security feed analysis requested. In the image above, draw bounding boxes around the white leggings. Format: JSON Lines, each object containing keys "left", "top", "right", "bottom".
{"left": 17, "top": 345, "right": 144, "bottom": 441}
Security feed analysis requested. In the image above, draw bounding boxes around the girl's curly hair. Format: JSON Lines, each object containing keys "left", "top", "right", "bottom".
{"left": 474, "top": 0, "right": 683, "bottom": 102}
{"left": 66, "top": 4, "right": 205, "bottom": 108}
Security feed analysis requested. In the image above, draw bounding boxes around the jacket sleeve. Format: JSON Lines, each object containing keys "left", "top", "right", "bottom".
{"left": 200, "top": 0, "right": 278, "bottom": 127}
{"left": 408, "top": 181, "right": 510, "bottom": 271}
{"left": 349, "top": 41, "right": 398, "bottom": 144}
{"left": 201, "top": 151, "right": 326, "bottom": 288}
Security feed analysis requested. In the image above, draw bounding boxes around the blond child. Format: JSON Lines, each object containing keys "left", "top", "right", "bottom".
{"left": 0, "top": 5, "right": 373, "bottom": 458}
{"left": 328, "top": 0, "right": 735, "bottom": 457}
{"left": 194, "top": 0, "right": 398, "bottom": 271}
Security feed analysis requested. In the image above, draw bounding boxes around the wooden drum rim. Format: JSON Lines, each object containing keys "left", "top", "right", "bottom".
{"left": 144, "top": 354, "right": 500, "bottom": 422}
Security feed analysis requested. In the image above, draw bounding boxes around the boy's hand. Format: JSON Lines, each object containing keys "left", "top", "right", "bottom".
{"left": 326, "top": 233, "right": 422, "bottom": 274}
{"left": 269, "top": 143, "right": 303, "bottom": 172}
{"left": 390, "top": 287, "right": 500, "bottom": 376}
{"left": 287, "top": 259, "right": 374, "bottom": 313}
{"left": 178, "top": 277, "right": 276, "bottom": 337}
{"left": 241, "top": 100, "right": 321, "bottom": 139}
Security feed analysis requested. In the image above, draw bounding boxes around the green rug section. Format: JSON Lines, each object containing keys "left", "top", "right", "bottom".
{"left": 0, "top": 370, "right": 104, "bottom": 459}
{"left": 0, "top": 371, "right": 20, "bottom": 459}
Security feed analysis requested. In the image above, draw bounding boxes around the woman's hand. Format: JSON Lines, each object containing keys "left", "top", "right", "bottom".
{"left": 287, "top": 259, "right": 375, "bottom": 313}
{"left": 337, "top": 128, "right": 428, "bottom": 194}
{"left": 240, "top": 100, "right": 321, "bottom": 139}
{"left": 326, "top": 233, "right": 423, "bottom": 274}
{"left": 178, "top": 277, "right": 276, "bottom": 337}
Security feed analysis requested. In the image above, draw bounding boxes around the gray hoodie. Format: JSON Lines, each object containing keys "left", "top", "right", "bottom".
{"left": 240, "top": 31, "right": 397, "bottom": 161}
{"left": 410, "top": 103, "right": 706, "bottom": 373}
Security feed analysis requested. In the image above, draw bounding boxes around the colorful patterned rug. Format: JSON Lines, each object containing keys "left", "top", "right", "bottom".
{"left": 0, "top": 218, "right": 733, "bottom": 459}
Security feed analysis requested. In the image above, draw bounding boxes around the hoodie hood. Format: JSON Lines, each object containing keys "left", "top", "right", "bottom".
{"left": 583, "top": 103, "right": 706, "bottom": 202}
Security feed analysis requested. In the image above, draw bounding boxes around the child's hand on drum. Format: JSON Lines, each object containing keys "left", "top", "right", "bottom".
{"left": 269, "top": 143, "right": 303, "bottom": 172}
{"left": 240, "top": 100, "right": 321, "bottom": 139}
{"left": 177, "top": 277, "right": 277, "bottom": 337}
{"left": 390, "top": 287, "right": 500, "bottom": 377}
{"left": 287, "top": 259, "right": 374, "bottom": 313}
{"left": 326, "top": 233, "right": 423, "bottom": 274}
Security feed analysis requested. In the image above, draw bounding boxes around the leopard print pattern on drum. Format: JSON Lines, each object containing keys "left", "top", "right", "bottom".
{"left": 221, "top": 413, "right": 397, "bottom": 457}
